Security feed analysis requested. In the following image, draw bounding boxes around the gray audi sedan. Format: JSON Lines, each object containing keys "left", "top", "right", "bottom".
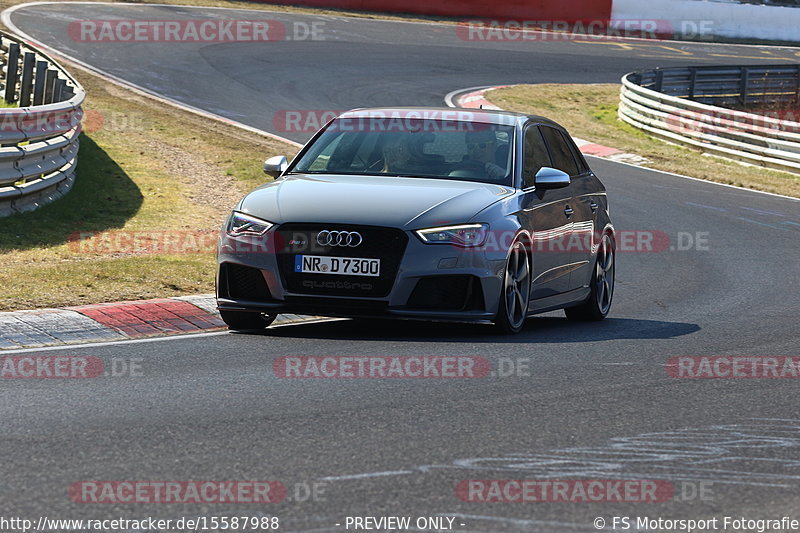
{"left": 216, "top": 108, "right": 615, "bottom": 333}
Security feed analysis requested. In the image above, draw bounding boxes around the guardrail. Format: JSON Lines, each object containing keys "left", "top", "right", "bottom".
{"left": 0, "top": 31, "right": 84, "bottom": 217}
{"left": 618, "top": 65, "right": 800, "bottom": 174}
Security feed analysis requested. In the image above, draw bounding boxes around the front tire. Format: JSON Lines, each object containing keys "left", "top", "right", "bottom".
{"left": 220, "top": 310, "right": 277, "bottom": 331}
{"left": 565, "top": 232, "right": 614, "bottom": 321}
{"left": 494, "top": 239, "right": 531, "bottom": 334}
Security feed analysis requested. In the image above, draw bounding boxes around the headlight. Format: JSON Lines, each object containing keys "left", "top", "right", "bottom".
{"left": 415, "top": 224, "right": 489, "bottom": 247}
{"left": 227, "top": 212, "right": 274, "bottom": 237}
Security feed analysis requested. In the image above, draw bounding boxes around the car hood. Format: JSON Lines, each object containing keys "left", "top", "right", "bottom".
{"left": 237, "top": 173, "right": 514, "bottom": 229}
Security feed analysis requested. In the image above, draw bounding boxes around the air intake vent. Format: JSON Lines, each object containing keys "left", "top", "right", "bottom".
{"left": 220, "top": 263, "right": 273, "bottom": 301}
{"left": 407, "top": 275, "right": 484, "bottom": 311}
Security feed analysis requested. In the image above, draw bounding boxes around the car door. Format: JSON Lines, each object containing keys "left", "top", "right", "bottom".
{"left": 518, "top": 124, "right": 574, "bottom": 300}
{"left": 540, "top": 126, "right": 596, "bottom": 292}
{"left": 563, "top": 132, "right": 602, "bottom": 291}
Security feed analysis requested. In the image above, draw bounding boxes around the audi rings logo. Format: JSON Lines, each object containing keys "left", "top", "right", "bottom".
{"left": 316, "top": 230, "right": 363, "bottom": 247}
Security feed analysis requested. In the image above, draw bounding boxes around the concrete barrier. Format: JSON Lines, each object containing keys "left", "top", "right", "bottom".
{"left": 267, "top": 0, "right": 800, "bottom": 43}
{"left": 258, "top": 0, "right": 614, "bottom": 23}
{"left": 612, "top": 0, "right": 800, "bottom": 42}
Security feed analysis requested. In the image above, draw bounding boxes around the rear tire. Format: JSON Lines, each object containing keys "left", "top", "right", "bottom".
{"left": 565, "top": 233, "right": 614, "bottom": 321}
{"left": 220, "top": 310, "right": 277, "bottom": 331}
{"left": 494, "top": 239, "right": 531, "bottom": 334}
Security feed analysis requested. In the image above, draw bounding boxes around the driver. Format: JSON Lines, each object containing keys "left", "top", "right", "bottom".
{"left": 381, "top": 136, "right": 428, "bottom": 175}
{"left": 382, "top": 137, "right": 412, "bottom": 173}
{"left": 464, "top": 129, "right": 506, "bottom": 179}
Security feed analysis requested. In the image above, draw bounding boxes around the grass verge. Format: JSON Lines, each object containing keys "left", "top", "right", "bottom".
{"left": 0, "top": 0, "right": 448, "bottom": 312}
{"left": 486, "top": 84, "right": 800, "bottom": 198}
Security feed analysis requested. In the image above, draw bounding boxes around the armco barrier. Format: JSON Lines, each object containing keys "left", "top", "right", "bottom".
{"left": 259, "top": 0, "right": 613, "bottom": 23}
{"left": 0, "top": 31, "right": 84, "bottom": 217}
{"left": 619, "top": 65, "right": 800, "bottom": 174}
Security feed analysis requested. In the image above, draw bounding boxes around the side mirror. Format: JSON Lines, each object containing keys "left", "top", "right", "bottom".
{"left": 263, "top": 155, "right": 289, "bottom": 178}
{"left": 535, "top": 167, "right": 570, "bottom": 189}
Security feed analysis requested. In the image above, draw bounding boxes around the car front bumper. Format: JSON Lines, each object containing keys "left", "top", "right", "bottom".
{"left": 216, "top": 225, "right": 509, "bottom": 322}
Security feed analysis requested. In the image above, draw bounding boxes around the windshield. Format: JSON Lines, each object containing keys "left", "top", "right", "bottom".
{"left": 290, "top": 118, "right": 516, "bottom": 186}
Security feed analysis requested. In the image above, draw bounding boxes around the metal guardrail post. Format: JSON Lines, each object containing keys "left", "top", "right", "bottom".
{"left": 795, "top": 65, "right": 800, "bottom": 105}
{"left": 4, "top": 42, "right": 20, "bottom": 103}
{"left": 19, "top": 52, "right": 35, "bottom": 107}
{"left": 654, "top": 70, "right": 664, "bottom": 93}
{"left": 43, "top": 68, "right": 57, "bottom": 104}
{"left": 33, "top": 60, "right": 47, "bottom": 105}
{"left": 53, "top": 78, "right": 65, "bottom": 102}
{"left": 740, "top": 67, "right": 750, "bottom": 107}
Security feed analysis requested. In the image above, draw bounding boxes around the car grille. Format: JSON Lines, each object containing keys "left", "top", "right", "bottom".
{"left": 275, "top": 223, "right": 408, "bottom": 298}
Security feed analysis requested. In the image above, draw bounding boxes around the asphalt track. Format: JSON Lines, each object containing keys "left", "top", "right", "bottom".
{"left": 3, "top": 3, "right": 800, "bottom": 531}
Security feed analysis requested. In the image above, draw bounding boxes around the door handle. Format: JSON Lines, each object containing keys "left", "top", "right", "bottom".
{"left": 564, "top": 206, "right": 574, "bottom": 217}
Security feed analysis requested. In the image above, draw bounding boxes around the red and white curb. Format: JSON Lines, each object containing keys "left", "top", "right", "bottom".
{"left": 453, "top": 86, "right": 650, "bottom": 165}
{"left": 0, "top": 295, "right": 314, "bottom": 350}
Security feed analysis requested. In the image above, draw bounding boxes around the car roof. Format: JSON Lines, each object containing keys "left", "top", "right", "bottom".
{"left": 337, "top": 107, "right": 563, "bottom": 129}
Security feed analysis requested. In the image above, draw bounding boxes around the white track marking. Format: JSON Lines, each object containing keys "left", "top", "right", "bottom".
{"left": 319, "top": 470, "right": 415, "bottom": 481}
{"left": 0, "top": 317, "right": 339, "bottom": 354}
{"left": 0, "top": 330, "right": 232, "bottom": 354}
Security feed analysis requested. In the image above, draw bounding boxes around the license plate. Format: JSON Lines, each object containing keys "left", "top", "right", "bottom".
{"left": 294, "top": 255, "right": 380, "bottom": 277}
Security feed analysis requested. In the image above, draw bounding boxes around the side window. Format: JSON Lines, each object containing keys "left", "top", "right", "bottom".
{"left": 522, "top": 126, "right": 552, "bottom": 189}
{"left": 541, "top": 126, "right": 579, "bottom": 176}
{"left": 566, "top": 136, "right": 590, "bottom": 175}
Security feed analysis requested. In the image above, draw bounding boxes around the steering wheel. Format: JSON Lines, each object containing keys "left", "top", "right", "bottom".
{"left": 458, "top": 159, "right": 486, "bottom": 170}
{"left": 448, "top": 159, "right": 486, "bottom": 178}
